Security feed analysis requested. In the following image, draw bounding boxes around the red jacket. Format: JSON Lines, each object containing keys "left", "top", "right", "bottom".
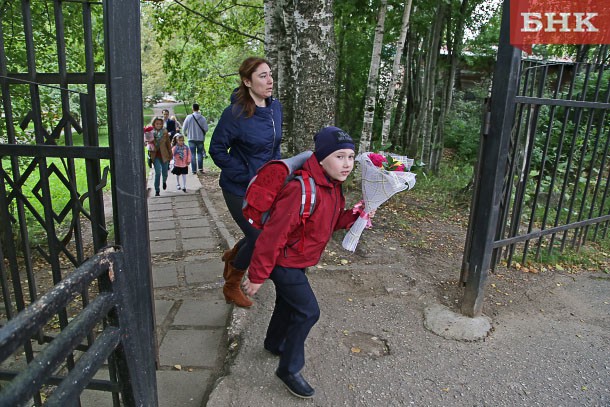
{"left": 248, "top": 154, "right": 358, "bottom": 284}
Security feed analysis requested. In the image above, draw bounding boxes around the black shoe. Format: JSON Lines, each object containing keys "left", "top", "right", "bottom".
{"left": 155, "top": 191, "right": 160, "bottom": 197}
{"left": 192, "top": 171, "right": 197, "bottom": 175}
{"left": 182, "top": 188, "right": 186, "bottom": 193}
{"left": 163, "top": 182, "right": 167, "bottom": 190}
{"left": 275, "top": 370, "right": 314, "bottom": 398}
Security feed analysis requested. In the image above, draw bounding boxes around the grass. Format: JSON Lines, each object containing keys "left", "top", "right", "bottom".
{"left": 3, "top": 127, "right": 112, "bottom": 246}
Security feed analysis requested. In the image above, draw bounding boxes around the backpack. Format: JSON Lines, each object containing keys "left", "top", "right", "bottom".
{"left": 242, "top": 151, "right": 316, "bottom": 230}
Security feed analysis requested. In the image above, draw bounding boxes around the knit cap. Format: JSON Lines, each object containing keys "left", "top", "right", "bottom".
{"left": 313, "top": 126, "right": 355, "bottom": 162}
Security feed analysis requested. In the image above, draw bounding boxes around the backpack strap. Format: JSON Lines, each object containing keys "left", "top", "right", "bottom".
{"left": 295, "top": 171, "right": 316, "bottom": 253}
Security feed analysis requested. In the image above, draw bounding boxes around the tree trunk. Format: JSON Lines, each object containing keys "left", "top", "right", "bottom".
{"left": 359, "top": 0, "right": 388, "bottom": 154}
{"left": 380, "top": 0, "right": 413, "bottom": 147}
{"left": 265, "top": 0, "right": 296, "bottom": 154}
{"left": 419, "top": 1, "right": 445, "bottom": 167}
{"left": 428, "top": 0, "right": 468, "bottom": 173}
{"left": 266, "top": 0, "right": 336, "bottom": 154}
{"left": 405, "top": 35, "right": 423, "bottom": 158}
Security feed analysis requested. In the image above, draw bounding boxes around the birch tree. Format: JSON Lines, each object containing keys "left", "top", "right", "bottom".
{"left": 359, "top": 0, "right": 388, "bottom": 154}
{"left": 380, "top": 0, "right": 413, "bottom": 146}
{"left": 266, "top": 0, "right": 337, "bottom": 154}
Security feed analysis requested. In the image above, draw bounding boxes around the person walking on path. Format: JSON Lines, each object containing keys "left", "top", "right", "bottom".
{"left": 182, "top": 103, "right": 209, "bottom": 174}
{"left": 209, "top": 56, "right": 283, "bottom": 308}
{"left": 150, "top": 116, "right": 172, "bottom": 196}
{"left": 162, "top": 109, "right": 178, "bottom": 138}
{"left": 241, "top": 127, "right": 368, "bottom": 399}
{"left": 171, "top": 133, "right": 191, "bottom": 192}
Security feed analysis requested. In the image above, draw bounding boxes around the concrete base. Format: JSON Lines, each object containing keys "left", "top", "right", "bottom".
{"left": 423, "top": 303, "right": 492, "bottom": 341}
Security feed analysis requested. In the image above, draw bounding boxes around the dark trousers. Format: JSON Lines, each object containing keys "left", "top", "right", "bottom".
{"left": 265, "top": 266, "right": 320, "bottom": 375}
{"left": 222, "top": 189, "right": 261, "bottom": 270}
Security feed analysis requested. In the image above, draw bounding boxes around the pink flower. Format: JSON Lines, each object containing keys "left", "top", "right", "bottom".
{"left": 368, "top": 153, "right": 387, "bottom": 168}
{"left": 143, "top": 125, "right": 154, "bottom": 132}
{"left": 393, "top": 163, "right": 406, "bottom": 172}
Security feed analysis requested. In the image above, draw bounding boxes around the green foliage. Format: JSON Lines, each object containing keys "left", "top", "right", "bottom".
{"left": 443, "top": 87, "right": 488, "bottom": 163}
{"left": 410, "top": 160, "right": 475, "bottom": 210}
{"left": 142, "top": 0, "right": 265, "bottom": 121}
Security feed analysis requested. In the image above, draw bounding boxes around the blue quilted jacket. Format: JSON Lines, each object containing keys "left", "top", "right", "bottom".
{"left": 209, "top": 92, "right": 283, "bottom": 196}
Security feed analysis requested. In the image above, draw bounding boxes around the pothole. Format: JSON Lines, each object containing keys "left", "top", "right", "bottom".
{"left": 342, "top": 331, "right": 390, "bottom": 358}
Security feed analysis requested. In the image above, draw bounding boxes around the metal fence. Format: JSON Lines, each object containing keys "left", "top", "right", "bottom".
{"left": 494, "top": 56, "right": 610, "bottom": 265}
{"left": 0, "top": 1, "right": 156, "bottom": 405}
{"left": 460, "top": 0, "right": 610, "bottom": 317}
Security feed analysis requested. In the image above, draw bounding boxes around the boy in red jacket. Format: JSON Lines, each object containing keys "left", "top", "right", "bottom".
{"left": 243, "top": 126, "right": 366, "bottom": 399}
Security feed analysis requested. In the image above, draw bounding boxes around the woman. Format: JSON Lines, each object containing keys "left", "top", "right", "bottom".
{"left": 209, "top": 57, "right": 283, "bottom": 308}
{"left": 149, "top": 116, "right": 172, "bottom": 197}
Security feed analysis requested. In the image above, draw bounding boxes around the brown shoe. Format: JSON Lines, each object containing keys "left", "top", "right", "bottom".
{"left": 221, "top": 244, "right": 240, "bottom": 280}
{"left": 223, "top": 264, "right": 253, "bottom": 308}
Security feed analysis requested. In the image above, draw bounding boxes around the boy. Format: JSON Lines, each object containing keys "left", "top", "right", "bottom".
{"left": 242, "top": 126, "right": 367, "bottom": 399}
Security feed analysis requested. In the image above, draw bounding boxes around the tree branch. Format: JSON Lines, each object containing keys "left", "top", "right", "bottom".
{"left": 172, "top": 0, "right": 263, "bottom": 43}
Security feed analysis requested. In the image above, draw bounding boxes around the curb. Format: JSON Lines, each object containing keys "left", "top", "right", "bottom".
{"left": 198, "top": 184, "right": 235, "bottom": 249}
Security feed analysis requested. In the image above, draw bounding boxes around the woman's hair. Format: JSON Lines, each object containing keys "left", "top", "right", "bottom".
{"left": 234, "top": 57, "right": 271, "bottom": 118}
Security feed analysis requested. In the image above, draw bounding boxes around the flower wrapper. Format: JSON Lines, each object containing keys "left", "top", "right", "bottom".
{"left": 342, "top": 152, "right": 416, "bottom": 252}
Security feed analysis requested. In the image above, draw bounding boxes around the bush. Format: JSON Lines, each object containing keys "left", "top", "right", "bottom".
{"left": 444, "top": 86, "right": 489, "bottom": 164}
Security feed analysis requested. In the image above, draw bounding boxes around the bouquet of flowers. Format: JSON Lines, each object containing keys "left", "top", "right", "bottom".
{"left": 342, "top": 152, "right": 416, "bottom": 252}
{"left": 143, "top": 125, "right": 155, "bottom": 151}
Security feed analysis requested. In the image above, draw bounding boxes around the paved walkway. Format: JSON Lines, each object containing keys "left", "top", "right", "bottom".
{"left": 146, "top": 170, "right": 232, "bottom": 406}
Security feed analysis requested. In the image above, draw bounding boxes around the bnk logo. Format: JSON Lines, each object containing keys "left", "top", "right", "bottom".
{"left": 510, "top": 0, "right": 610, "bottom": 53}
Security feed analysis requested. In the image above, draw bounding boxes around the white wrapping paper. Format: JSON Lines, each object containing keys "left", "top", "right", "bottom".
{"left": 342, "top": 152, "right": 416, "bottom": 252}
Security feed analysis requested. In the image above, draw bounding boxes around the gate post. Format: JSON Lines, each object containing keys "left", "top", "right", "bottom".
{"left": 104, "top": 0, "right": 158, "bottom": 405}
{"left": 461, "top": 0, "right": 521, "bottom": 317}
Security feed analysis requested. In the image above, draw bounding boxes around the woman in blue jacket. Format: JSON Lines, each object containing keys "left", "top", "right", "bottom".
{"left": 209, "top": 56, "right": 283, "bottom": 308}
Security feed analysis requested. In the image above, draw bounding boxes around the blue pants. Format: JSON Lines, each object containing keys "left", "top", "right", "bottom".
{"left": 188, "top": 140, "right": 205, "bottom": 173}
{"left": 222, "top": 189, "right": 261, "bottom": 270}
{"left": 153, "top": 157, "right": 169, "bottom": 193}
{"left": 265, "top": 266, "right": 320, "bottom": 375}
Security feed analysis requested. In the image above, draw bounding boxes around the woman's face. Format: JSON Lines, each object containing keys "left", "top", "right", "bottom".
{"left": 243, "top": 63, "right": 273, "bottom": 103}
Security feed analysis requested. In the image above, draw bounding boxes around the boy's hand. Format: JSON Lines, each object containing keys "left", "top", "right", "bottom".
{"left": 242, "top": 277, "right": 262, "bottom": 297}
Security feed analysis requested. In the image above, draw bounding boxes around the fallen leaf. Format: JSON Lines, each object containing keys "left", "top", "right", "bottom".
{"left": 174, "top": 364, "right": 182, "bottom": 371}
{"left": 351, "top": 347, "right": 361, "bottom": 353}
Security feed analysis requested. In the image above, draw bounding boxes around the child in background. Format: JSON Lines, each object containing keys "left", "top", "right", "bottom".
{"left": 171, "top": 133, "right": 191, "bottom": 192}
{"left": 242, "top": 127, "right": 372, "bottom": 399}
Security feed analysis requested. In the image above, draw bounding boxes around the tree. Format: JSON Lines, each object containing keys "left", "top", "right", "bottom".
{"left": 265, "top": 0, "right": 337, "bottom": 154}
{"left": 380, "top": 0, "right": 413, "bottom": 146}
{"left": 359, "top": 0, "right": 387, "bottom": 154}
{"left": 144, "top": 0, "right": 265, "bottom": 120}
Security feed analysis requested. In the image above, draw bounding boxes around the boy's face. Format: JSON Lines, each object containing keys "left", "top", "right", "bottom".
{"left": 320, "top": 149, "right": 355, "bottom": 182}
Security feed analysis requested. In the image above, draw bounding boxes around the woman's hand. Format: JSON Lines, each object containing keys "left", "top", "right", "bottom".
{"left": 242, "top": 277, "right": 262, "bottom": 297}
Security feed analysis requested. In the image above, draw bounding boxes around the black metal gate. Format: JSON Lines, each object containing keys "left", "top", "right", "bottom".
{"left": 0, "top": 1, "right": 157, "bottom": 405}
{"left": 461, "top": 1, "right": 610, "bottom": 317}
